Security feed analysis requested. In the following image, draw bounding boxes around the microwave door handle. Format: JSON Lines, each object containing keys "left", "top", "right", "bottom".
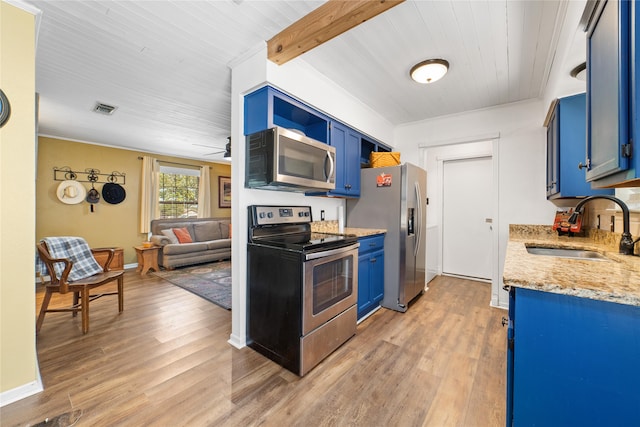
{"left": 325, "top": 151, "right": 334, "bottom": 183}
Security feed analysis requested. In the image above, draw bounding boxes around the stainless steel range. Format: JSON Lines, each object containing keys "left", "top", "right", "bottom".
{"left": 247, "top": 205, "right": 359, "bottom": 376}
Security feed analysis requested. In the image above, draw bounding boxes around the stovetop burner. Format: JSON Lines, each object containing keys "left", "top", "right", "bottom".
{"left": 251, "top": 231, "right": 357, "bottom": 252}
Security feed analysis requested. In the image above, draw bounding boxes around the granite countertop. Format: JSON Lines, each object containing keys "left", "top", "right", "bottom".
{"left": 503, "top": 225, "right": 640, "bottom": 307}
{"left": 311, "top": 220, "right": 386, "bottom": 238}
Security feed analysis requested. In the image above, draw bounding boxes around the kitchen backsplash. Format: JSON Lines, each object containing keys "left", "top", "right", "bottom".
{"left": 581, "top": 198, "right": 640, "bottom": 238}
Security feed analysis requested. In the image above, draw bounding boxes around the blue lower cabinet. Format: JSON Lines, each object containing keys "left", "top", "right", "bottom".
{"left": 357, "top": 234, "right": 384, "bottom": 320}
{"left": 506, "top": 287, "right": 640, "bottom": 426}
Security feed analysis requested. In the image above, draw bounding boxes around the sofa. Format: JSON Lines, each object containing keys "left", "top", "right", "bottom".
{"left": 150, "top": 217, "right": 231, "bottom": 269}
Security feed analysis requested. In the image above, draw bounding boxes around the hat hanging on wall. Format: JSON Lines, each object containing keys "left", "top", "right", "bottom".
{"left": 86, "top": 183, "right": 100, "bottom": 212}
{"left": 102, "top": 182, "right": 126, "bottom": 204}
{"left": 56, "top": 180, "right": 87, "bottom": 205}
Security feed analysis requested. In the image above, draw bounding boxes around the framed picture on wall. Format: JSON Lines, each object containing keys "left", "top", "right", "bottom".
{"left": 219, "top": 176, "right": 231, "bottom": 208}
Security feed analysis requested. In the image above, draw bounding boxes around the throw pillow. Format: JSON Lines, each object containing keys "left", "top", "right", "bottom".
{"left": 161, "top": 229, "right": 179, "bottom": 244}
{"left": 173, "top": 227, "right": 193, "bottom": 243}
{"left": 193, "top": 221, "right": 221, "bottom": 242}
{"left": 219, "top": 221, "right": 230, "bottom": 239}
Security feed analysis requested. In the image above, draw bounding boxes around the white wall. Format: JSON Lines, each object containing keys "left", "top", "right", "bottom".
{"left": 394, "top": 99, "right": 558, "bottom": 307}
{"left": 229, "top": 45, "right": 395, "bottom": 347}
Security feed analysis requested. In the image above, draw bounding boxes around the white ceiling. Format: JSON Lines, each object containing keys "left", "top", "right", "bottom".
{"left": 22, "top": 0, "right": 587, "bottom": 162}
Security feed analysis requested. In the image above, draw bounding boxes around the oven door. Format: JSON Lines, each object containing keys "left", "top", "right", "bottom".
{"left": 302, "top": 243, "right": 359, "bottom": 335}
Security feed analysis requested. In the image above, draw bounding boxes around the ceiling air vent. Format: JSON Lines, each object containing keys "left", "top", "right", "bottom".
{"left": 93, "top": 102, "right": 117, "bottom": 115}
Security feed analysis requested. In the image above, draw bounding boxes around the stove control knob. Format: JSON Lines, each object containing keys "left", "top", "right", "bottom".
{"left": 305, "top": 212, "right": 310, "bottom": 217}
{"left": 298, "top": 212, "right": 304, "bottom": 217}
{"left": 258, "top": 212, "right": 265, "bottom": 219}
{"left": 267, "top": 212, "right": 273, "bottom": 218}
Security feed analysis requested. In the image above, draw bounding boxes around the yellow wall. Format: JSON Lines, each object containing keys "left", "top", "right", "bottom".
{"left": 37, "top": 137, "right": 231, "bottom": 264}
{"left": 0, "top": 2, "right": 37, "bottom": 395}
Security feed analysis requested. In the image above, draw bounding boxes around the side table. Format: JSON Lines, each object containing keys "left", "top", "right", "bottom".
{"left": 134, "top": 245, "right": 160, "bottom": 275}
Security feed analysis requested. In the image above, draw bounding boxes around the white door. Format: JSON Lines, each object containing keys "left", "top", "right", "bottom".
{"left": 442, "top": 156, "right": 493, "bottom": 280}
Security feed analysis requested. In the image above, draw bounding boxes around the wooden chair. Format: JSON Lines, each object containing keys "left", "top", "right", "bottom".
{"left": 36, "top": 242, "right": 124, "bottom": 334}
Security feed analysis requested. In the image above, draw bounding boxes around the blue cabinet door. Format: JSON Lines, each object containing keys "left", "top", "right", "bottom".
{"left": 586, "top": 0, "right": 640, "bottom": 186}
{"left": 357, "top": 234, "right": 385, "bottom": 320}
{"left": 328, "top": 121, "right": 361, "bottom": 197}
{"left": 369, "top": 248, "right": 384, "bottom": 306}
{"left": 357, "top": 253, "right": 373, "bottom": 318}
{"left": 547, "top": 94, "right": 613, "bottom": 200}
{"left": 505, "top": 288, "right": 515, "bottom": 427}
{"left": 507, "top": 287, "right": 640, "bottom": 426}
{"left": 345, "top": 128, "right": 361, "bottom": 196}
{"left": 546, "top": 101, "right": 560, "bottom": 197}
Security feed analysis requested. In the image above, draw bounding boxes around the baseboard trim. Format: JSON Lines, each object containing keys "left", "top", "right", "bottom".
{"left": 490, "top": 301, "right": 508, "bottom": 310}
{"left": 227, "top": 334, "right": 246, "bottom": 349}
{"left": 0, "top": 369, "right": 43, "bottom": 407}
{"left": 357, "top": 305, "right": 382, "bottom": 324}
{"left": 442, "top": 273, "right": 491, "bottom": 283}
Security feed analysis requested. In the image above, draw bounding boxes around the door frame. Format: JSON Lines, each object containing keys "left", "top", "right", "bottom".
{"left": 424, "top": 137, "right": 502, "bottom": 308}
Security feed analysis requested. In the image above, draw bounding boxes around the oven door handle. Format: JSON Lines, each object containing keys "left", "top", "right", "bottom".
{"left": 304, "top": 243, "right": 359, "bottom": 261}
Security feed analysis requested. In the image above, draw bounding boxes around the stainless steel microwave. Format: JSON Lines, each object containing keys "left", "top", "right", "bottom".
{"left": 245, "top": 127, "right": 336, "bottom": 192}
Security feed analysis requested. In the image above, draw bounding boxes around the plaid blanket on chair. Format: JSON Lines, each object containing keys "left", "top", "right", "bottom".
{"left": 39, "top": 237, "right": 104, "bottom": 282}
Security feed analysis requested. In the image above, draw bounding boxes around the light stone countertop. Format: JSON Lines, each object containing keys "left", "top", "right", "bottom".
{"left": 311, "top": 220, "right": 386, "bottom": 238}
{"left": 503, "top": 225, "right": 640, "bottom": 307}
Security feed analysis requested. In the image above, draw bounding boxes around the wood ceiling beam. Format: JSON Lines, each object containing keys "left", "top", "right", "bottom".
{"left": 267, "top": 0, "right": 405, "bottom": 65}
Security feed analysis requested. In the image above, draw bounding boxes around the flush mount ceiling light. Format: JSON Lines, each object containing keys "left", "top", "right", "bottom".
{"left": 570, "top": 62, "right": 586, "bottom": 81}
{"left": 410, "top": 59, "right": 449, "bottom": 84}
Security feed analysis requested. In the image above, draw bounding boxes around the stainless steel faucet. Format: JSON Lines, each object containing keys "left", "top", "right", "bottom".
{"left": 568, "top": 195, "right": 636, "bottom": 255}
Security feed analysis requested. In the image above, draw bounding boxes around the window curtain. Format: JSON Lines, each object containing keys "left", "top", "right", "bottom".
{"left": 139, "top": 156, "right": 160, "bottom": 234}
{"left": 197, "top": 165, "right": 211, "bottom": 218}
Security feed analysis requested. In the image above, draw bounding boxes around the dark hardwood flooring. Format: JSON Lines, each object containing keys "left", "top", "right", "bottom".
{"left": 2, "top": 270, "right": 507, "bottom": 426}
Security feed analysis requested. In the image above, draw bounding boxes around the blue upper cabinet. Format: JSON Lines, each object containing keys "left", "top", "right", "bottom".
{"left": 244, "top": 86, "right": 329, "bottom": 143}
{"left": 585, "top": 0, "right": 640, "bottom": 187}
{"left": 244, "top": 85, "right": 394, "bottom": 198}
{"left": 545, "top": 93, "right": 613, "bottom": 201}
{"left": 327, "top": 120, "right": 361, "bottom": 197}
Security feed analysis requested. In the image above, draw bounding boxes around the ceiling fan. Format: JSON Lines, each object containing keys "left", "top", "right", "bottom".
{"left": 194, "top": 137, "right": 231, "bottom": 158}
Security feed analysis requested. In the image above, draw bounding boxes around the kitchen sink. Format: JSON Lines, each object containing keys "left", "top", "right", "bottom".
{"left": 525, "top": 246, "right": 610, "bottom": 261}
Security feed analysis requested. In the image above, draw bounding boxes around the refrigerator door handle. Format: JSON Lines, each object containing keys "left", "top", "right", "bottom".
{"left": 407, "top": 208, "right": 415, "bottom": 235}
{"left": 414, "top": 182, "right": 422, "bottom": 258}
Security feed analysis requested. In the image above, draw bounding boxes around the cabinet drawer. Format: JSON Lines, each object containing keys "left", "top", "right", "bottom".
{"left": 358, "top": 234, "right": 385, "bottom": 255}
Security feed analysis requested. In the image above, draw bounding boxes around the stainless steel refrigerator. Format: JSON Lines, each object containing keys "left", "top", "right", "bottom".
{"left": 346, "top": 163, "right": 427, "bottom": 312}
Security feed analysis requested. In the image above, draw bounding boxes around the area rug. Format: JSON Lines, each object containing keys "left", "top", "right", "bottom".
{"left": 152, "top": 261, "right": 231, "bottom": 310}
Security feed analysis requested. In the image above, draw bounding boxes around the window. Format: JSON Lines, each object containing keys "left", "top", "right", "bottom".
{"left": 158, "top": 165, "right": 199, "bottom": 218}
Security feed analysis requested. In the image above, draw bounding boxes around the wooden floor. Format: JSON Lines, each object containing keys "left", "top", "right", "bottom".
{"left": 3, "top": 271, "right": 507, "bottom": 427}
